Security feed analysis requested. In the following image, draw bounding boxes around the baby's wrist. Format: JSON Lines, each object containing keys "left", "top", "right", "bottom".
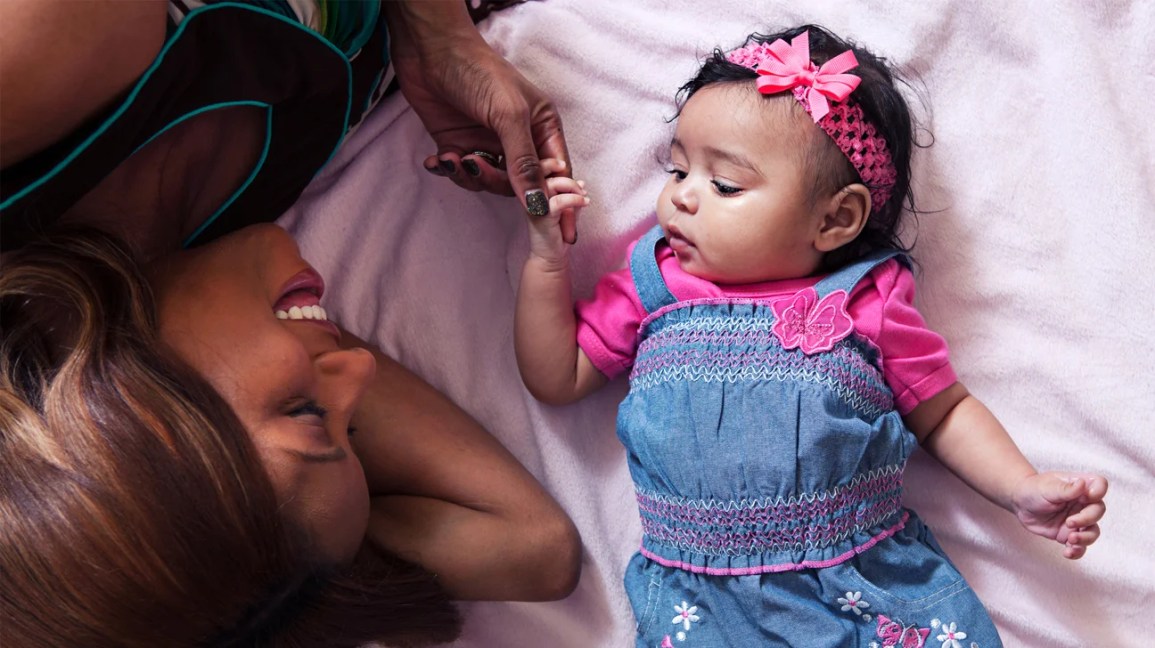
{"left": 1007, "top": 469, "right": 1041, "bottom": 512}
{"left": 526, "top": 246, "right": 570, "bottom": 275}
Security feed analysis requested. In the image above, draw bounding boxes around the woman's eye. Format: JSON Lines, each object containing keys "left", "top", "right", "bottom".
{"left": 288, "top": 400, "right": 328, "bottom": 423}
{"left": 712, "top": 180, "right": 741, "bottom": 196}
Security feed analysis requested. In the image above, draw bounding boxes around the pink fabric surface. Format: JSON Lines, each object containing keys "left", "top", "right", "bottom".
{"left": 576, "top": 242, "right": 955, "bottom": 414}
{"left": 278, "top": 1, "right": 1153, "bottom": 645}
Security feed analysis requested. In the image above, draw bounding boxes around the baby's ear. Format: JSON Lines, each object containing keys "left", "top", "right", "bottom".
{"left": 815, "top": 184, "right": 870, "bottom": 252}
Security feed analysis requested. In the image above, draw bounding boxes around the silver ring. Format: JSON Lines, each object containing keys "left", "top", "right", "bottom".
{"left": 470, "top": 150, "right": 503, "bottom": 167}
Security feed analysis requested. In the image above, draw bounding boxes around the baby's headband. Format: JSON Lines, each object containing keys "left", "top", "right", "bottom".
{"left": 726, "top": 31, "right": 897, "bottom": 212}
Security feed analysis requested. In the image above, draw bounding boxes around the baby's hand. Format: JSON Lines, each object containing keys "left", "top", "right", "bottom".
{"left": 526, "top": 158, "right": 589, "bottom": 261}
{"left": 1011, "top": 472, "right": 1107, "bottom": 559}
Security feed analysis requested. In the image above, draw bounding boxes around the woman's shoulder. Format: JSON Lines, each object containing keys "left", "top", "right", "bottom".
{"left": 1, "top": 0, "right": 391, "bottom": 252}
{"left": 171, "top": 0, "right": 382, "bottom": 56}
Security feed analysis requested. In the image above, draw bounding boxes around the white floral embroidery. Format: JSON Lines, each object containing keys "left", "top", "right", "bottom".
{"left": 868, "top": 642, "right": 880, "bottom": 648}
{"left": 936, "top": 621, "right": 968, "bottom": 648}
{"left": 863, "top": 614, "right": 873, "bottom": 622}
{"left": 676, "top": 631, "right": 686, "bottom": 641}
{"left": 671, "top": 601, "right": 700, "bottom": 631}
{"left": 931, "top": 618, "right": 941, "bottom": 629}
{"left": 837, "top": 591, "right": 871, "bottom": 616}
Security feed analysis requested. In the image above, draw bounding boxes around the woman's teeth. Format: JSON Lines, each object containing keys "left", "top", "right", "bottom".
{"left": 275, "top": 305, "right": 328, "bottom": 321}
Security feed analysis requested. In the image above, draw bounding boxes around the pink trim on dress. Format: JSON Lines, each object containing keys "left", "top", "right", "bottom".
{"left": 638, "top": 511, "right": 909, "bottom": 576}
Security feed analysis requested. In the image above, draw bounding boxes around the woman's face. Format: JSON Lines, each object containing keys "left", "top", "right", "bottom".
{"left": 147, "top": 224, "right": 373, "bottom": 563}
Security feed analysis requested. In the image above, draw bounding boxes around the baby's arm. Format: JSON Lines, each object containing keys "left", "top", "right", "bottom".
{"left": 905, "top": 384, "right": 1108, "bottom": 559}
{"left": 514, "top": 160, "right": 608, "bottom": 405}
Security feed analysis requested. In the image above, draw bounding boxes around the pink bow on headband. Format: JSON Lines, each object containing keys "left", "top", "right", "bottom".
{"left": 754, "top": 31, "right": 861, "bottom": 122}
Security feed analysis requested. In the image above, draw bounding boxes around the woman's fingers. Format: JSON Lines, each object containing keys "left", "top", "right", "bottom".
{"left": 422, "top": 150, "right": 515, "bottom": 196}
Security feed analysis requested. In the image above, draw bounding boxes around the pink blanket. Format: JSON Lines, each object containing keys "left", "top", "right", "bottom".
{"left": 280, "top": 1, "right": 1154, "bottom": 645}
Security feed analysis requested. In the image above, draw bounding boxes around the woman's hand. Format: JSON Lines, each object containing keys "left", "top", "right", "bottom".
{"left": 1010, "top": 472, "right": 1108, "bottom": 559}
{"left": 383, "top": 1, "right": 576, "bottom": 243}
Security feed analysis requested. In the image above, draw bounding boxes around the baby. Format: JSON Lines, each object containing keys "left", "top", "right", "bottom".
{"left": 515, "top": 25, "right": 1107, "bottom": 648}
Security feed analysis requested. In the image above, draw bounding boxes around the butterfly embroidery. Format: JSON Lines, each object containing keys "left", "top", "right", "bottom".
{"left": 876, "top": 614, "right": 930, "bottom": 648}
{"left": 770, "top": 287, "right": 854, "bottom": 354}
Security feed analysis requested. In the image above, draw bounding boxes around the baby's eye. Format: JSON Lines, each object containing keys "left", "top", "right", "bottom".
{"left": 712, "top": 179, "right": 742, "bottom": 196}
{"left": 665, "top": 168, "right": 687, "bottom": 181}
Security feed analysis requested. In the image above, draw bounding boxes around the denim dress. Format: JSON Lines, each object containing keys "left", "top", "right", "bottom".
{"left": 619, "top": 226, "right": 1002, "bottom": 648}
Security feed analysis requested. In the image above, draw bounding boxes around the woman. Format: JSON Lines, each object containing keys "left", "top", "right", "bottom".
{"left": 0, "top": 0, "right": 580, "bottom": 645}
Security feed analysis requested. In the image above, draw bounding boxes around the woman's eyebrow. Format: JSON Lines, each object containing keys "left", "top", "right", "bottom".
{"left": 288, "top": 446, "right": 348, "bottom": 463}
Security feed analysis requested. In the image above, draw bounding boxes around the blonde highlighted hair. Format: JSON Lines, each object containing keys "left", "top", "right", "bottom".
{"left": 0, "top": 229, "right": 459, "bottom": 647}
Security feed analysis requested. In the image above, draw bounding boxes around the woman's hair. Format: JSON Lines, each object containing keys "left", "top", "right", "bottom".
{"left": 676, "top": 24, "right": 919, "bottom": 270}
{"left": 0, "top": 229, "right": 460, "bottom": 647}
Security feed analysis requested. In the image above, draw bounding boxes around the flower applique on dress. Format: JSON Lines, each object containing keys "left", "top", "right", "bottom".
{"left": 659, "top": 601, "right": 701, "bottom": 645}
{"left": 875, "top": 614, "right": 930, "bottom": 647}
{"left": 930, "top": 618, "right": 972, "bottom": 648}
{"left": 837, "top": 591, "right": 873, "bottom": 621}
{"left": 771, "top": 287, "right": 854, "bottom": 354}
{"left": 671, "top": 601, "right": 700, "bottom": 631}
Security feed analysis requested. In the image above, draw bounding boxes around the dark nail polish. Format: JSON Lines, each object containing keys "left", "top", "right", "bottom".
{"left": 462, "top": 159, "right": 480, "bottom": 176}
{"left": 439, "top": 159, "right": 456, "bottom": 174}
{"left": 424, "top": 163, "right": 443, "bottom": 176}
{"left": 525, "top": 189, "right": 548, "bottom": 218}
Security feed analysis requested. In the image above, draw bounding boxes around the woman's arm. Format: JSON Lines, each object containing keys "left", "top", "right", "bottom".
{"left": 0, "top": 0, "right": 167, "bottom": 168}
{"left": 381, "top": 0, "right": 576, "bottom": 241}
{"left": 905, "top": 382, "right": 1107, "bottom": 559}
{"left": 341, "top": 330, "right": 581, "bottom": 601}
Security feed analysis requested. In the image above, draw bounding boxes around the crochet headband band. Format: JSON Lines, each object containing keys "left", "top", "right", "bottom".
{"left": 726, "top": 31, "right": 897, "bottom": 212}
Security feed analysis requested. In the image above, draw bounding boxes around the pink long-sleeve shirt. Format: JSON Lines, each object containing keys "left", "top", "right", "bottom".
{"left": 575, "top": 241, "right": 956, "bottom": 415}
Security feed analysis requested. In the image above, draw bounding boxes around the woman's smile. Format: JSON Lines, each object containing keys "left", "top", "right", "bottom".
{"left": 274, "top": 267, "right": 340, "bottom": 340}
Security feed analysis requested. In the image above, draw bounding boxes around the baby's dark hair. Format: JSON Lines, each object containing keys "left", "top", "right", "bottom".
{"left": 677, "top": 24, "right": 918, "bottom": 269}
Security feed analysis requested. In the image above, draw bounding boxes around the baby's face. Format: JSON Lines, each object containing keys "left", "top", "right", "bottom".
{"left": 657, "top": 84, "right": 828, "bottom": 284}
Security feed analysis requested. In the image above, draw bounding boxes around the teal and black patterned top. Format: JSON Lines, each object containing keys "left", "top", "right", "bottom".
{"left": 1, "top": 0, "right": 394, "bottom": 250}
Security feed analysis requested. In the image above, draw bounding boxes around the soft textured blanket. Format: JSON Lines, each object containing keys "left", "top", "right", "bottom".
{"left": 279, "top": 1, "right": 1153, "bottom": 645}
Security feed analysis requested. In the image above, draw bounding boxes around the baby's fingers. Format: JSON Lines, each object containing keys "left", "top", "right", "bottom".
{"left": 1063, "top": 524, "right": 1101, "bottom": 559}
{"left": 1065, "top": 501, "right": 1106, "bottom": 529}
{"left": 541, "top": 157, "right": 569, "bottom": 177}
{"left": 549, "top": 190, "right": 589, "bottom": 216}
{"left": 1062, "top": 543, "right": 1087, "bottom": 560}
{"left": 540, "top": 159, "right": 580, "bottom": 244}
{"left": 546, "top": 175, "right": 585, "bottom": 197}
{"left": 1039, "top": 472, "right": 1108, "bottom": 506}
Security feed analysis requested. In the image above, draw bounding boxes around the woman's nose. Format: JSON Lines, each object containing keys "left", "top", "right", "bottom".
{"left": 314, "top": 347, "right": 376, "bottom": 414}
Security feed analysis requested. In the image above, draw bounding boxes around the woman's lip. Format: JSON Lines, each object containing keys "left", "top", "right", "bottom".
{"left": 276, "top": 306, "right": 343, "bottom": 342}
{"left": 274, "top": 267, "right": 340, "bottom": 342}
{"left": 303, "top": 318, "right": 343, "bottom": 342}
{"left": 277, "top": 267, "right": 325, "bottom": 302}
